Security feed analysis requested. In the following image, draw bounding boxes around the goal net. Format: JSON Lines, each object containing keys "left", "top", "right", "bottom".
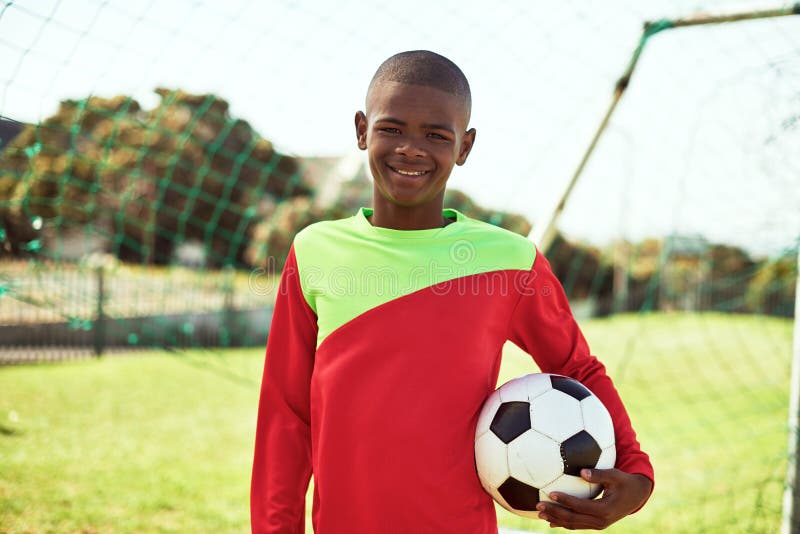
{"left": 0, "top": 1, "right": 798, "bottom": 533}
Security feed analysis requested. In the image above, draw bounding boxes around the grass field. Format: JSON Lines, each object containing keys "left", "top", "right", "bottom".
{"left": 0, "top": 312, "right": 793, "bottom": 533}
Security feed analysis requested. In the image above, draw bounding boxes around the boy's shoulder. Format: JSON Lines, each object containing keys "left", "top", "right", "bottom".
{"left": 454, "top": 212, "right": 532, "bottom": 245}
{"left": 453, "top": 213, "right": 537, "bottom": 266}
{"left": 291, "top": 213, "right": 359, "bottom": 269}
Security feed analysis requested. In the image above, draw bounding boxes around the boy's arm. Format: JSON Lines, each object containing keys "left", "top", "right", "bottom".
{"left": 251, "top": 245, "right": 317, "bottom": 534}
{"left": 507, "top": 249, "right": 653, "bottom": 526}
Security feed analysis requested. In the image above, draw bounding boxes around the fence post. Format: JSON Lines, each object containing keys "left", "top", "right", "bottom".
{"left": 93, "top": 265, "right": 106, "bottom": 357}
{"left": 221, "top": 265, "right": 234, "bottom": 347}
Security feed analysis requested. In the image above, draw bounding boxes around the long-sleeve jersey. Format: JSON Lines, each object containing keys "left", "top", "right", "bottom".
{"left": 251, "top": 207, "right": 653, "bottom": 534}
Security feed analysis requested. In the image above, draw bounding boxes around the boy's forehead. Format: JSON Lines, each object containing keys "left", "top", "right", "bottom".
{"left": 366, "top": 81, "right": 470, "bottom": 125}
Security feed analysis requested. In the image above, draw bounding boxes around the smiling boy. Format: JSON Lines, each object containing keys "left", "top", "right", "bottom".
{"left": 251, "top": 51, "right": 653, "bottom": 533}
{"left": 355, "top": 64, "right": 474, "bottom": 231}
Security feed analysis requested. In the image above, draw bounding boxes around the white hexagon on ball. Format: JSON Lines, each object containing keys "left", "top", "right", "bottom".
{"left": 530, "top": 389, "right": 583, "bottom": 442}
{"left": 497, "top": 375, "right": 530, "bottom": 403}
{"left": 524, "top": 372, "right": 554, "bottom": 401}
{"left": 507, "top": 429, "right": 563, "bottom": 489}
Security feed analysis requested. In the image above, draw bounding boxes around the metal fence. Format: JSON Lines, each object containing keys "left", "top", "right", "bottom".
{"left": 0, "top": 260, "right": 275, "bottom": 364}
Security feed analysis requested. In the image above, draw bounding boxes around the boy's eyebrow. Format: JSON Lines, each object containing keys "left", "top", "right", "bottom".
{"left": 422, "top": 123, "right": 456, "bottom": 134}
{"left": 375, "top": 117, "right": 406, "bottom": 126}
{"left": 375, "top": 116, "right": 455, "bottom": 134}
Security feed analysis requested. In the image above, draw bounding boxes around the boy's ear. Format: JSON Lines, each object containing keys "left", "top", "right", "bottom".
{"left": 354, "top": 111, "right": 368, "bottom": 150}
{"left": 456, "top": 128, "right": 476, "bottom": 166}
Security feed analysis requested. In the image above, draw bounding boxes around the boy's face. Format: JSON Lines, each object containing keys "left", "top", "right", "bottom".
{"left": 355, "top": 82, "right": 476, "bottom": 211}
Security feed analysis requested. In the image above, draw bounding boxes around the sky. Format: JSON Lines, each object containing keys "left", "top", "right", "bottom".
{"left": 0, "top": 0, "right": 798, "bottom": 256}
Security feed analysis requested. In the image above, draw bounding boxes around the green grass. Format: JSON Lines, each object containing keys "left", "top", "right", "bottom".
{"left": 0, "top": 313, "right": 794, "bottom": 533}
{"left": 0, "top": 349, "right": 263, "bottom": 533}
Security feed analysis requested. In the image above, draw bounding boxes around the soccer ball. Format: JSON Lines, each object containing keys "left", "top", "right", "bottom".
{"left": 474, "top": 373, "right": 616, "bottom": 518}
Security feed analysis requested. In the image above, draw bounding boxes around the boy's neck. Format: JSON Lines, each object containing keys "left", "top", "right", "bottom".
{"left": 368, "top": 197, "right": 452, "bottom": 231}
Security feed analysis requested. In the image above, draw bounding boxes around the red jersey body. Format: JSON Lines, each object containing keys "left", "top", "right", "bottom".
{"left": 251, "top": 208, "right": 653, "bottom": 533}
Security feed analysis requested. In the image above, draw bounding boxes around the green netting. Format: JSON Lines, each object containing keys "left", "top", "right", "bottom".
{"left": 0, "top": 85, "right": 537, "bottom": 354}
{"left": 0, "top": 1, "right": 798, "bottom": 533}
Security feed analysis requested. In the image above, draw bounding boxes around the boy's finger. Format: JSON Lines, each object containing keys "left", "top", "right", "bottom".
{"left": 541, "top": 493, "right": 605, "bottom": 515}
{"left": 581, "top": 467, "right": 622, "bottom": 484}
{"left": 537, "top": 503, "right": 606, "bottom": 530}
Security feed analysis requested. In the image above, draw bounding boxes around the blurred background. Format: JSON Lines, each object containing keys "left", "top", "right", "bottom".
{"left": 0, "top": 1, "right": 798, "bottom": 532}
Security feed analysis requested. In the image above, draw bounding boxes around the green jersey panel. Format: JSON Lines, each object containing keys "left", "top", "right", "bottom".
{"left": 293, "top": 207, "right": 536, "bottom": 347}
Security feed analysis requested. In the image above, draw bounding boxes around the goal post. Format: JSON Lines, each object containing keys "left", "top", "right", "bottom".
{"left": 527, "top": 5, "right": 800, "bottom": 531}
{"left": 784, "top": 247, "right": 800, "bottom": 533}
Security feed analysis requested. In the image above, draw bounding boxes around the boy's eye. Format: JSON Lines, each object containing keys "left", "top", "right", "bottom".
{"left": 428, "top": 133, "right": 447, "bottom": 140}
{"left": 380, "top": 127, "right": 400, "bottom": 134}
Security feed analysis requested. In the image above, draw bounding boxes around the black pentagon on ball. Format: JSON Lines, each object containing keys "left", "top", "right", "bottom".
{"left": 490, "top": 401, "right": 531, "bottom": 444}
{"left": 498, "top": 476, "right": 541, "bottom": 511}
{"left": 560, "top": 430, "right": 602, "bottom": 476}
{"left": 551, "top": 375, "right": 592, "bottom": 401}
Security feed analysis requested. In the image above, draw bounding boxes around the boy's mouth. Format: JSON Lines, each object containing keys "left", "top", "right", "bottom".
{"left": 387, "top": 164, "right": 430, "bottom": 177}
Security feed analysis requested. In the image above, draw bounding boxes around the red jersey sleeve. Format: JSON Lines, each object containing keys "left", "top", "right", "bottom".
{"left": 251, "top": 245, "right": 317, "bottom": 533}
{"left": 507, "top": 250, "right": 654, "bottom": 499}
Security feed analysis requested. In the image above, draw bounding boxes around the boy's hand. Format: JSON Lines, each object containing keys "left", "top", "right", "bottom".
{"left": 535, "top": 468, "right": 652, "bottom": 530}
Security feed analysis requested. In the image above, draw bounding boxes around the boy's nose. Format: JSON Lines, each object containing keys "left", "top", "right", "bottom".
{"left": 395, "top": 139, "right": 427, "bottom": 158}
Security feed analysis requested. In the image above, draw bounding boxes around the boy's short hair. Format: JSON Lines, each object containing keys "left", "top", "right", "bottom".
{"left": 367, "top": 50, "right": 472, "bottom": 118}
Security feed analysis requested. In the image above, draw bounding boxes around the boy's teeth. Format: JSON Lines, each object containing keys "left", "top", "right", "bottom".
{"left": 394, "top": 168, "right": 426, "bottom": 176}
